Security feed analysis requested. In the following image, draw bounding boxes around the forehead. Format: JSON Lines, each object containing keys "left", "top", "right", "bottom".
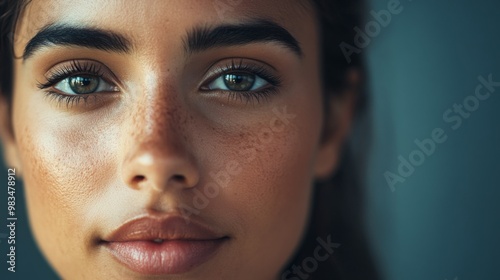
{"left": 14, "top": 0, "right": 318, "bottom": 56}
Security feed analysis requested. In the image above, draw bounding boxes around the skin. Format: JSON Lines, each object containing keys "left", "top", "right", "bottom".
{"left": 0, "top": 0, "right": 355, "bottom": 279}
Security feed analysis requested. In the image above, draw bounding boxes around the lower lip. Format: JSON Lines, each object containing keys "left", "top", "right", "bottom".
{"left": 104, "top": 239, "right": 226, "bottom": 275}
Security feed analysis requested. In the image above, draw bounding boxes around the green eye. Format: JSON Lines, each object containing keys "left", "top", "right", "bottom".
{"left": 54, "top": 75, "right": 117, "bottom": 95}
{"left": 68, "top": 75, "right": 100, "bottom": 94}
{"left": 223, "top": 73, "right": 256, "bottom": 91}
{"left": 205, "top": 72, "right": 269, "bottom": 92}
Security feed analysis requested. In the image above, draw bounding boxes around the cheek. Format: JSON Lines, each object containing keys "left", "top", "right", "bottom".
{"left": 14, "top": 109, "right": 118, "bottom": 268}
{"left": 200, "top": 100, "right": 323, "bottom": 271}
{"left": 226, "top": 127, "right": 314, "bottom": 235}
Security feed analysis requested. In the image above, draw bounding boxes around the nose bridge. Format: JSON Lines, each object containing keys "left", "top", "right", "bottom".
{"left": 120, "top": 72, "right": 198, "bottom": 191}
{"left": 131, "top": 84, "right": 184, "bottom": 146}
{"left": 131, "top": 66, "right": 185, "bottom": 142}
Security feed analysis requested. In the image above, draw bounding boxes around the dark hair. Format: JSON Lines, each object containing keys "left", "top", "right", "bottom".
{"left": 0, "top": 1, "right": 378, "bottom": 279}
{"left": 0, "top": 0, "right": 24, "bottom": 102}
{"left": 283, "top": 1, "right": 380, "bottom": 279}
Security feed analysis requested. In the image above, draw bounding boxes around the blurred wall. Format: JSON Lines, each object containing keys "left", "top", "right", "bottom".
{"left": 365, "top": 0, "right": 500, "bottom": 279}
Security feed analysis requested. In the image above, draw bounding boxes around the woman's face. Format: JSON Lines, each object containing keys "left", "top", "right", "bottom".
{"left": 1, "top": 0, "right": 347, "bottom": 279}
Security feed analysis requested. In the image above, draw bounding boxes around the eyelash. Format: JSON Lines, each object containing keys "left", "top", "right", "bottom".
{"left": 37, "top": 60, "right": 109, "bottom": 107}
{"left": 37, "top": 59, "right": 282, "bottom": 107}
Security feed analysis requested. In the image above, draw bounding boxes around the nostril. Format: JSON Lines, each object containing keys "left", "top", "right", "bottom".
{"left": 132, "top": 175, "right": 146, "bottom": 184}
{"left": 172, "top": 174, "right": 186, "bottom": 183}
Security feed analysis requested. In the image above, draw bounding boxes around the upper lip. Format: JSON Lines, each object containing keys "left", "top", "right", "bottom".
{"left": 102, "top": 214, "right": 226, "bottom": 242}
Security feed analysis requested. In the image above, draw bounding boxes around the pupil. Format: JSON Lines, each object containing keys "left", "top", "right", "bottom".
{"left": 224, "top": 74, "right": 255, "bottom": 91}
{"left": 69, "top": 76, "right": 99, "bottom": 94}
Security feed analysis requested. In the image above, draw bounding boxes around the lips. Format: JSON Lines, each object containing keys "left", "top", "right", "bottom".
{"left": 101, "top": 215, "right": 228, "bottom": 275}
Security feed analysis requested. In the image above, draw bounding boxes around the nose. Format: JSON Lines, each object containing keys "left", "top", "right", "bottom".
{"left": 120, "top": 85, "right": 199, "bottom": 192}
{"left": 122, "top": 147, "right": 200, "bottom": 191}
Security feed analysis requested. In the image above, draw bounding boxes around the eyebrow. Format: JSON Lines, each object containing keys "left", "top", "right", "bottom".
{"left": 23, "top": 24, "right": 131, "bottom": 60}
{"left": 185, "top": 20, "right": 302, "bottom": 57}
{"left": 22, "top": 20, "right": 302, "bottom": 61}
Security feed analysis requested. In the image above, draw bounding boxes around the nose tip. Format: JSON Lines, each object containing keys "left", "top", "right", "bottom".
{"left": 122, "top": 146, "right": 200, "bottom": 192}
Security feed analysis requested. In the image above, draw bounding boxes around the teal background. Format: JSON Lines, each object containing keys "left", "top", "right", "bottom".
{"left": 1, "top": 0, "right": 499, "bottom": 279}
{"left": 365, "top": 0, "right": 500, "bottom": 279}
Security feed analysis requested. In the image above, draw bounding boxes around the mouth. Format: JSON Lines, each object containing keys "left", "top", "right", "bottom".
{"left": 101, "top": 215, "right": 229, "bottom": 275}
